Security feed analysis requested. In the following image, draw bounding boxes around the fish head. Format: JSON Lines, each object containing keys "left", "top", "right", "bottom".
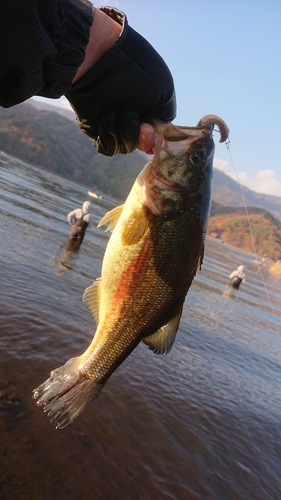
{"left": 139, "top": 115, "right": 229, "bottom": 220}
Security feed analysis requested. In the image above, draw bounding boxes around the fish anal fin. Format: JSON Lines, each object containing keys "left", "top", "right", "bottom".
{"left": 142, "top": 305, "right": 183, "bottom": 355}
{"left": 121, "top": 208, "right": 148, "bottom": 246}
{"left": 82, "top": 279, "right": 101, "bottom": 325}
{"left": 98, "top": 204, "right": 124, "bottom": 232}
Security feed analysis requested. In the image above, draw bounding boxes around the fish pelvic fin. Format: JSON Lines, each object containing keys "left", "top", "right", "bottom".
{"left": 97, "top": 204, "right": 124, "bottom": 232}
{"left": 32, "top": 357, "right": 103, "bottom": 429}
{"left": 83, "top": 279, "right": 101, "bottom": 325}
{"left": 142, "top": 305, "right": 183, "bottom": 355}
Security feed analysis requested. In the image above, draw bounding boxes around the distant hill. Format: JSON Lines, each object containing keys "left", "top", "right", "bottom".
{"left": 212, "top": 169, "right": 281, "bottom": 222}
{"left": 1, "top": 100, "right": 281, "bottom": 259}
{"left": 28, "top": 98, "right": 76, "bottom": 122}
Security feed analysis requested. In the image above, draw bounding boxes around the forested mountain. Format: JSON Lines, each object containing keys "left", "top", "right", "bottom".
{"left": 1, "top": 101, "right": 281, "bottom": 260}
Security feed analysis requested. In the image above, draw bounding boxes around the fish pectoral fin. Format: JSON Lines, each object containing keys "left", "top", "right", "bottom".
{"left": 82, "top": 278, "right": 101, "bottom": 325}
{"left": 142, "top": 305, "right": 183, "bottom": 355}
{"left": 97, "top": 204, "right": 124, "bottom": 232}
{"left": 121, "top": 208, "right": 148, "bottom": 245}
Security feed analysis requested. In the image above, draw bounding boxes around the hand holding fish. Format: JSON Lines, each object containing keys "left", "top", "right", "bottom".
{"left": 33, "top": 115, "right": 229, "bottom": 429}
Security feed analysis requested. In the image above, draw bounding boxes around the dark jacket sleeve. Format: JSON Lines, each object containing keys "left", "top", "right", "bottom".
{"left": 0, "top": 0, "right": 94, "bottom": 108}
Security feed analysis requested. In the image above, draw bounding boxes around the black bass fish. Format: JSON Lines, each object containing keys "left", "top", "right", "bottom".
{"left": 33, "top": 115, "right": 229, "bottom": 429}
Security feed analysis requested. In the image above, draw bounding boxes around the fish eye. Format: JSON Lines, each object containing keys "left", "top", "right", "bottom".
{"left": 190, "top": 150, "right": 206, "bottom": 166}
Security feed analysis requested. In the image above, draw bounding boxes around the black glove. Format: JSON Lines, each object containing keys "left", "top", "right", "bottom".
{"left": 92, "top": 110, "right": 140, "bottom": 156}
{"left": 66, "top": 6, "right": 176, "bottom": 156}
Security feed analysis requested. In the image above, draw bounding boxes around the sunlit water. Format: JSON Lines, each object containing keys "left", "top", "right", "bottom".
{"left": 0, "top": 152, "right": 280, "bottom": 500}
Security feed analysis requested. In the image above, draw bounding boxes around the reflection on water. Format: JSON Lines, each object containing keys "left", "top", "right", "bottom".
{"left": 54, "top": 237, "right": 84, "bottom": 270}
{"left": 0, "top": 152, "right": 281, "bottom": 500}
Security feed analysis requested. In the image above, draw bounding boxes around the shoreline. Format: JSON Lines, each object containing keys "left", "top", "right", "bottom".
{"left": 206, "top": 235, "right": 281, "bottom": 275}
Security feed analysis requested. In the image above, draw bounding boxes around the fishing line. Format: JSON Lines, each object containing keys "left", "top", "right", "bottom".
{"left": 220, "top": 134, "right": 281, "bottom": 336}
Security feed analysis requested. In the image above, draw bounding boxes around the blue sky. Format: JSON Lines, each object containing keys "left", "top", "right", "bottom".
{"left": 34, "top": 0, "right": 281, "bottom": 196}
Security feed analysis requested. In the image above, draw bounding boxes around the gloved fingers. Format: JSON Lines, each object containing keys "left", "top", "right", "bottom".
{"left": 92, "top": 110, "right": 140, "bottom": 156}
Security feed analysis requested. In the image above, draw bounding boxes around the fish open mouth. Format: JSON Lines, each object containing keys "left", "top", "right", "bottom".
{"left": 154, "top": 115, "right": 229, "bottom": 145}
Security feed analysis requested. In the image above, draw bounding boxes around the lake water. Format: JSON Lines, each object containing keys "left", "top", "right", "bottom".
{"left": 0, "top": 152, "right": 281, "bottom": 500}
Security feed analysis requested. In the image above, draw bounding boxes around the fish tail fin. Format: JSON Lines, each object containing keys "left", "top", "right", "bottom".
{"left": 32, "top": 357, "right": 103, "bottom": 429}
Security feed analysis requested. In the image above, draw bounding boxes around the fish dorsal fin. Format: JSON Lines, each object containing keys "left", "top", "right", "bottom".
{"left": 82, "top": 279, "right": 101, "bottom": 325}
{"left": 121, "top": 208, "right": 149, "bottom": 245}
{"left": 142, "top": 305, "right": 183, "bottom": 355}
{"left": 97, "top": 205, "right": 124, "bottom": 232}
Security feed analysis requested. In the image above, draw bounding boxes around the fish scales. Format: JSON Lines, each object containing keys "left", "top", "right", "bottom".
{"left": 33, "top": 115, "right": 229, "bottom": 429}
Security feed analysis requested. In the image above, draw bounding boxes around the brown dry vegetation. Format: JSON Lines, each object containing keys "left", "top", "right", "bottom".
{"left": 207, "top": 209, "right": 281, "bottom": 261}
{"left": 269, "top": 261, "right": 281, "bottom": 276}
